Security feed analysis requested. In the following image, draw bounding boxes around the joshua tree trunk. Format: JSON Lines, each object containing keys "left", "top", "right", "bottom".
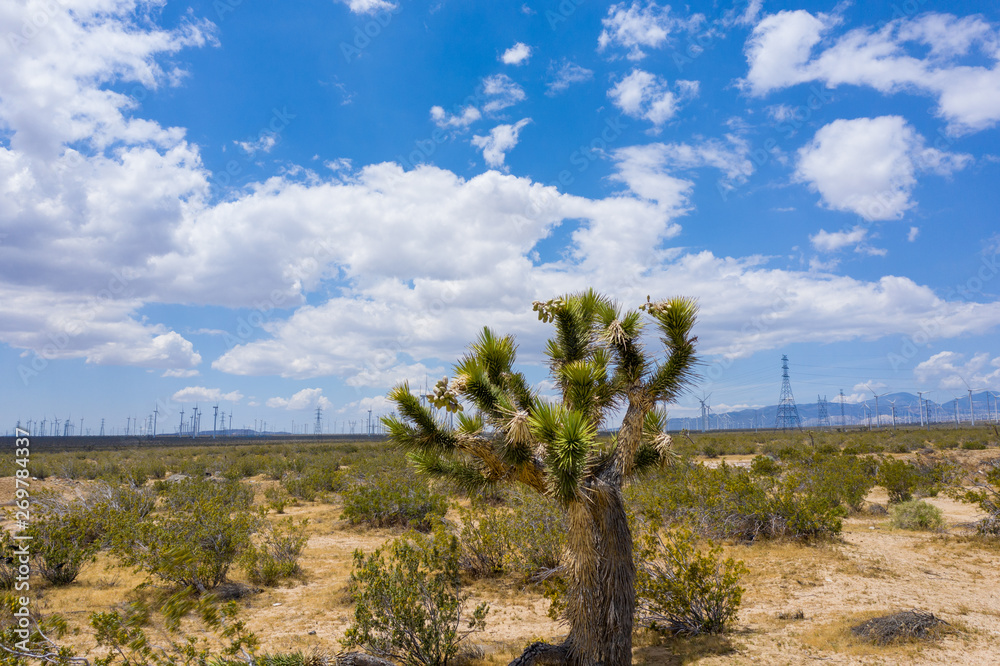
{"left": 563, "top": 481, "right": 634, "bottom": 666}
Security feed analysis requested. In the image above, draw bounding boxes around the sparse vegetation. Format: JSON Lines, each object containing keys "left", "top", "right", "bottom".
{"left": 111, "top": 478, "right": 261, "bottom": 592}
{"left": 344, "top": 527, "right": 489, "bottom": 666}
{"left": 5, "top": 424, "right": 1000, "bottom": 663}
{"left": 634, "top": 526, "right": 747, "bottom": 637}
{"left": 890, "top": 499, "right": 945, "bottom": 531}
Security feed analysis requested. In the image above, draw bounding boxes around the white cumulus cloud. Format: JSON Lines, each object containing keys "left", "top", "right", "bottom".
{"left": 172, "top": 386, "right": 244, "bottom": 403}
{"left": 742, "top": 11, "right": 1000, "bottom": 134}
{"left": 266, "top": 388, "right": 333, "bottom": 410}
{"left": 471, "top": 119, "right": 532, "bottom": 168}
{"left": 501, "top": 42, "right": 532, "bottom": 65}
{"left": 608, "top": 69, "right": 698, "bottom": 128}
{"left": 795, "top": 116, "right": 971, "bottom": 220}
{"left": 598, "top": 1, "right": 703, "bottom": 60}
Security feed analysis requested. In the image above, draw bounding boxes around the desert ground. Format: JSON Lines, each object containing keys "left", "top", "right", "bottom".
{"left": 3, "top": 441, "right": 1000, "bottom": 665}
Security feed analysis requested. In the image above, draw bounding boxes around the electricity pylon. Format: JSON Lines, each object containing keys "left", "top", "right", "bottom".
{"left": 775, "top": 355, "right": 801, "bottom": 430}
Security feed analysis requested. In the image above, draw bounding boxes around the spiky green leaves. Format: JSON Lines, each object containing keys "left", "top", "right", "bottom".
{"left": 382, "top": 383, "right": 457, "bottom": 453}
{"left": 630, "top": 408, "right": 677, "bottom": 478}
{"left": 529, "top": 403, "right": 596, "bottom": 504}
{"left": 644, "top": 298, "right": 699, "bottom": 402}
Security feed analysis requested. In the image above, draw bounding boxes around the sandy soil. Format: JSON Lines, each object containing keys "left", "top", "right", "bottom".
{"left": 4, "top": 452, "right": 1000, "bottom": 665}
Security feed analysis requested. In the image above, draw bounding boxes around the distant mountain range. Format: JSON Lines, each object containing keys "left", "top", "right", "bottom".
{"left": 667, "top": 391, "right": 1000, "bottom": 431}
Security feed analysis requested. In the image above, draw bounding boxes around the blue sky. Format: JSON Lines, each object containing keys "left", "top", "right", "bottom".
{"left": 3, "top": 0, "right": 1000, "bottom": 435}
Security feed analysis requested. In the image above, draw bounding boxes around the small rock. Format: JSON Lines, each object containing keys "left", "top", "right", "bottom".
{"left": 308, "top": 630, "right": 317, "bottom": 635}
{"left": 272, "top": 603, "right": 282, "bottom": 607}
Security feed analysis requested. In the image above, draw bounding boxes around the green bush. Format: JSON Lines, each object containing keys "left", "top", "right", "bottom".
{"left": 281, "top": 464, "right": 345, "bottom": 502}
{"left": 112, "top": 479, "right": 261, "bottom": 592}
{"left": 627, "top": 461, "right": 844, "bottom": 542}
{"left": 456, "top": 502, "right": 512, "bottom": 578}
{"left": 264, "top": 486, "right": 290, "bottom": 514}
{"left": 635, "top": 526, "right": 747, "bottom": 636}
{"left": 344, "top": 528, "right": 489, "bottom": 666}
{"left": 793, "top": 454, "right": 876, "bottom": 513}
{"left": 27, "top": 513, "right": 98, "bottom": 585}
{"left": 748, "top": 455, "right": 780, "bottom": 477}
{"left": 505, "top": 489, "right": 566, "bottom": 579}
{"left": 455, "top": 488, "right": 566, "bottom": 581}
{"left": 909, "top": 456, "right": 961, "bottom": 498}
{"left": 89, "top": 592, "right": 260, "bottom": 666}
{"left": 890, "top": 500, "right": 945, "bottom": 531}
{"left": 956, "top": 458, "right": 1000, "bottom": 536}
{"left": 341, "top": 468, "right": 448, "bottom": 531}
{"left": 242, "top": 519, "right": 308, "bottom": 586}
{"left": 877, "top": 458, "right": 917, "bottom": 504}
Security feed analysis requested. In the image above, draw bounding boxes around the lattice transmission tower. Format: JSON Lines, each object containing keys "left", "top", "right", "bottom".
{"left": 817, "top": 395, "right": 830, "bottom": 427}
{"left": 314, "top": 406, "right": 323, "bottom": 435}
{"left": 775, "top": 355, "right": 802, "bottom": 430}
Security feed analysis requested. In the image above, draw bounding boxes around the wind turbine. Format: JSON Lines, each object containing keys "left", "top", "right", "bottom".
{"left": 953, "top": 396, "right": 963, "bottom": 427}
{"left": 916, "top": 390, "right": 929, "bottom": 428}
{"left": 888, "top": 399, "right": 897, "bottom": 432}
{"left": 697, "top": 393, "right": 711, "bottom": 432}
{"left": 865, "top": 384, "right": 890, "bottom": 428}
{"left": 962, "top": 378, "right": 986, "bottom": 426}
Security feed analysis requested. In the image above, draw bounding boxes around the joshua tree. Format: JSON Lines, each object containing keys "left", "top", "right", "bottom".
{"left": 383, "top": 289, "right": 698, "bottom": 666}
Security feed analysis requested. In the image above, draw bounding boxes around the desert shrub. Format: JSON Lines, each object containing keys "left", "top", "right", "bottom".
{"left": 634, "top": 526, "right": 747, "bottom": 636}
{"left": 27, "top": 513, "right": 98, "bottom": 585}
{"left": 628, "top": 462, "right": 843, "bottom": 542}
{"left": 343, "top": 527, "right": 488, "bottom": 666}
{"left": 341, "top": 469, "right": 447, "bottom": 531}
{"left": 877, "top": 458, "right": 917, "bottom": 504}
{"left": 909, "top": 456, "right": 961, "bottom": 498}
{"left": 956, "top": 458, "right": 1000, "bottom": 535}
{"left": 793, "top": 454, "right": 877, "bottom": 513}
{"left": 264, "top": 486, "right": 290, "bottom": 514}
{"left": 264, "top": 457, "right": 292, "bottom": 481}
{"left": 890, "top": 500, "right": 945, "bottom": 531}
{"left": 455, "top": 488, "right": 566, "bottom": 581}
{"left": 749, "top": 455, "right": 781, "bottom": 477}
{"left": 505, "top": 488, "right": 566, "bottom": 579}
{"left": 242, "top": 519, "right": 308, "bottom": 586}
{"left": 456, "top": 502, "right": 512, "bottom": 578}
{"left": 112, "top": 479, "right": 261, "bottom": 592}
{"left": 58, "top": 457, "right": 99, "bottom": 480}
{"left": 961, "top": 441, "right": 987, "bottom": 450}
{"left": 281, "top": 464, "right": 345, "bottom": 502}
{"left": 89, "top": 592, "right": 260, "bottom": 666}
{"left": 222, "top": 453, "right": 273, "bottom": 480}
